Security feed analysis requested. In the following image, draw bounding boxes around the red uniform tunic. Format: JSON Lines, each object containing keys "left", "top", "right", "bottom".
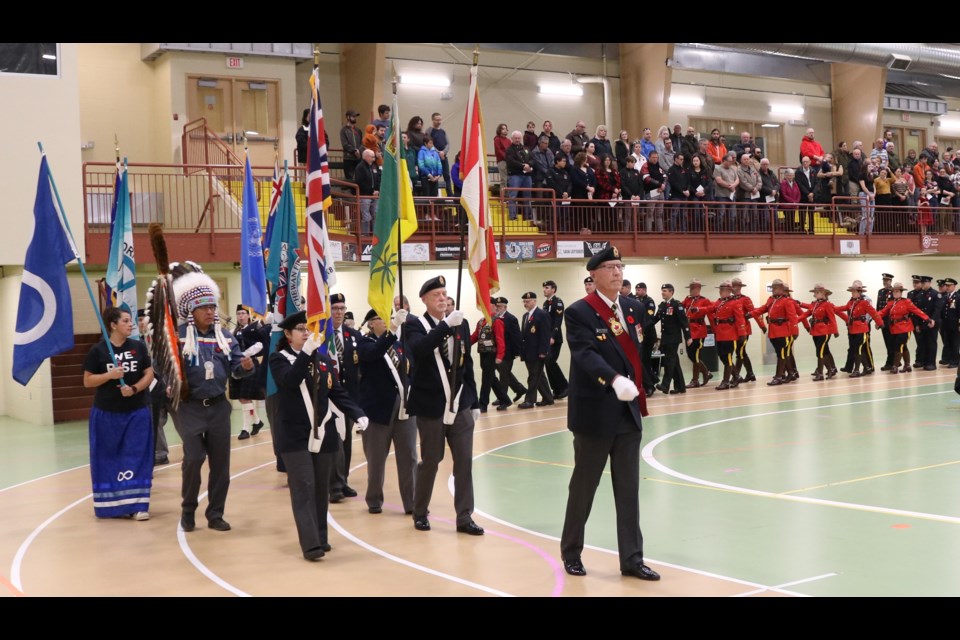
{"left": 878, "top": 298, "right": 930, "bottom": 335}
{"left": 700, "top": 296, "right": 746, "bottom": 342}
{"left": 683, "top": 294, "right": 710, "bottom": 339}
{"left": 470, "top": 317, "right": 506, "bottom": 360}
{"left": 789, "top": 298, "right": 808, "bottom": 335}
{"left": 836, "top": 297, "right": 882, "bottom": 335}
{"left": 799, "top": 300, "right": 848, "bottom": 336}
{"left": 750, "top": 295, "right": 798, "bottom": 338}
{"left": 732, "top": 293, "right": 766, "bottom": 336}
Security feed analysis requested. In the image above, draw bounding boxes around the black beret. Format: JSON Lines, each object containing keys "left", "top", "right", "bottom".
{"left": 236, "top": 304, "right": 246, "bottom": 312}
{"left": 330, "top": 293, "right": 346, "bottom": 304}
{"left": 137, "top": 309, "right": 147, "bottom": 319}
{"left": 419, "top": 275, "right": 446, "bottom": 297}
{"left": 583, "top": 277, "right": 594, "bottom": 284}
{"left": 621, "top": 279, "right": 631, "bottom": 288}
{"left": 586, "top": 245, "right": 622, "bottom": 271}
{"left": 542, "top": 280, "right": 557, "bottom": 288}
{"left": 362, "top": 309, "right": 379, "bottom": 324}
{"left": 344, "top": 311, "right": 354, "bottom": 320}
{"left": 636, "top": 282, "right": 647, "bottom": 289}
{"left": 661, "top": 283, "right": 674, "bottom": 291}
{"left": 278, "top": 310, "right": 307, "bottom": 331}
{"left": 494, "top": 296, "right": 508, "bottom": 304}
{"left": 521, "top": 291, "right": 537, "bottom": 300}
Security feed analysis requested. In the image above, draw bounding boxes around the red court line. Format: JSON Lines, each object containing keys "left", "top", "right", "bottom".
{"left": 0, "top": 574, "right": 24, "bottom": 597}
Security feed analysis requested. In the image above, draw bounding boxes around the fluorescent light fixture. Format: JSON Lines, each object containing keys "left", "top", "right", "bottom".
{"left": 42, "top": 54, "right": 57, "bottom": 61}
{"left": 538, "top": 83, "right": 583, "bottom": 97}
{"left": 400, "top": 74, "right": 450, "bottom": 88}
{"left": 939, "top": 118, "right": 960, "bottom": 131}
{"left": 244, "top": 130, "right": 260, "bottom": 136}
{"left": 770, "top": 104, "right": 805, "bottom": 116}
{"left": 761, "top": 123, "right": 780, "bottom": 128}
{"left": 669, "top": 95, "right": 704, "bottom": 107}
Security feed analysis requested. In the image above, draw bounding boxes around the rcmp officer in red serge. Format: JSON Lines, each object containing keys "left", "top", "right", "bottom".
{"left": 682, "top": 279, "right": 713, "bottom": 388}
{"left": 798, "top": 284, "right": 847, "bottom": 380}
{"left": 560, "top": 245, "right": 659, "bottom": 581}
{"left": 519, "top": 291, "right": 554, "bottom": 409}
{"left": 542, "top": 280, "right": 570, "bottom": 399}
{"left": 878, "top": 282, "right": 932, "bottom": 373}
{"left": 691, "top": 280, "right": 745, "bottom": 390}
{"left": 328, "top": 293, "right": 362, "bottom": 502}
{"left": 749, "top": 279, "right": 798, "bottom": 386}
{"left": 835, "top": 280, "right": 883, "bottom": 377}
{"left": 404, "top": 276, "right": 484, "bottom": 535}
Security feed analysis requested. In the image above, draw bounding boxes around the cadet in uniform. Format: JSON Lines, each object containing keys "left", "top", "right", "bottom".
{"left": 584, "top": 276, "right": 596, "bottom": 296}
{"left": 231, "top": 304, "right": 270, "bottom": 440}
{"left": 542, "top": 280, "right": 569, "bottom": 399}
{"left": 560, "top": 245, "right": 659, "bottom": 581}
{"left": 942, "top": 278, "right": 960, "bottom": 368}
{"left": 749, "top": 279, "right": 798, "bottom": 385}
{"left": 404, "top": 276, "right": 484, "bottom": 535}
{"left": 835, "top": 281, "right": 883, "bottom": 377}
{"left": 634, "top": 282, "right": 659, "bottom": 395}
{"left": 877, "top": 274, "right": 895, "bottom": 370}
{"left": 915, "top": 276, "right": 945, "bottom": 370}
{"left": 878, "top": 283, "right": 932, "bottom": 373}
{"left": 682, "top": 279, "right": 713, "bottom": 388}
{"left": 519, "top": 291, "right": 554, "bottom": 409}
{"left": 329, "top": 293, "right": 362, "bottom": 502}
{"left": 470, "top": 299, "right": 510, "bottom": 412}
{"left": 493, "top": 297, "right": 527, "bottom": 403}
{"left": 730, "top": 277, "right": 765, "bottom": 383}
{"left": 908, "top": 275, "right": 923, "bottom": 367}
{"left": 655, "top": 284, "right": 691, "bottom": 394}
{"left": 798, "top": 284, "right": 847, "bottom": 380}
{"left": 692, "top": 280, "right": 745, "bottom": 390}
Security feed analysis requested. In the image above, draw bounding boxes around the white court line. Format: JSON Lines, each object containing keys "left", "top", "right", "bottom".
{"left": 731, "top": 572, "right": 837, "bottom": 597}
{"left": 641, "top": 389, "right": 960, "bottom": 525}
{"left": 460, "top": 430, "right": 811, "bottom": 597}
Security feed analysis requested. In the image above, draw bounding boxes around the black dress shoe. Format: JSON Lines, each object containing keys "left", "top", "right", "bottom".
{"left": 669, "top": 389, "right": 685, "bottom": 394}
{"left": 491, "top": 400, "right": 501, "bottom": 407}
{"left": 180, "top": 512, "right": 196, "bottom": 532}
{"left": 304, "top": 547, "right": 326, "bottom": 561}
{"left": 238, "top": 430, "right": 251, "bottom": 440}
{"left": 368, "top": 506, "right": 382, "bottom": 514}
{"left": 456, "top": 521, "right": 485, "bottom": 536}
{"left": 767, "top": 377, "right": 783, "bottom": 386}
{"left": 320, "top": 542, "right": 332, "bottom": 552}
{"left": 480, "top": 406, "right": 488, "bottom": 413}
{"left": 208, "top": 517, "right": 232, "bottom": 531}
{"left": 414, "top": 516, "right": 431, "bottom": 531}
{"left": 880, "top": 365, "right": 893, "bottom": 371}
{"left": 404, "top": 509, "right": 413, "bottom": 515}
{"left": 518, "top": 402, "right": 536, "bottom": 409}
{"left": 621, "top": 563, "right": 661, "bottom": 581}
{"left": 655, "top": 384, "right": 669, "bottom": 394}
{"left": 924, "top": 365, "right": 938, "bottom": 371}
{"left": 154, "top": 456, "right": 169, "bottom": 466}
{"left": 514, "top": 392, "right": 527, "bottom": 402}
{"left": 329, "top": 492, "right": 344, "bottom": 503}
{"left": 744, "top": 373, "right": 757, "bottom": 382}
{"left": 536, "top": 400, "right": 555, "bottom": 406}
{"left": 563, "top": 558, "right": 587, "bottom": 576}
{"left": 342, "top": 485, "right": 358, "bottom": 498}
{"left": 496, "top": 402, "right": 512, "bottom": 411}
{"left": 554, "top": 391, "right": 568, "bottom": 400}
{"left": 645, "top": 387, "right": 656, "bottom": 396}
{"left": 251, "top": 420, "right": 264, "bottom": 436}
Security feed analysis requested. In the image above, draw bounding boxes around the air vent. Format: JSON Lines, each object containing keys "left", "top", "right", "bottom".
{"left": 888, "top": 54, "right": 912, "bottom": 71}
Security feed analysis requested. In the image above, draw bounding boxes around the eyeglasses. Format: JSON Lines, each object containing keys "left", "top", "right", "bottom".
{"left": 293, "top": 325, "right": 309, "bottom": 332}
{"left": 595, "top": 263, "right": 625, "bottom": 272}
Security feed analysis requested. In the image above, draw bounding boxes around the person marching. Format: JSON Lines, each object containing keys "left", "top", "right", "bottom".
{"left": 654, "top": 284, "right": 691, "bottom": 395}
{"left": 730, "top": 277, "right": 766, "bottom": 383}
{"left": 877, "top": 274, "right": 896, "bottom": 370}
{"left": 915, "top": 276, "right": 946, "bottom": 371}
{"left": 403, "top": 276, "right": 484, "bottom": 535}
{"left": 329, "top": 293, "right": 362, "bottom": 502}
{"left": 634, "top": 282, "right": 660, "bottom": 395}
{"left": 583, "top": 276, "right": 596, "bottom": 297}
{"left": 878, "top": 283, "right": 933, "bottom": 373}
{"left": 798, "top": 284, "right": 847, "bottom": 380}
{"left": 269, "top": 311, "right": 368, "bottom": 561}
{"left": 470, "top": 298, "right": 511, "bottom": 412}
{"left": 907, "top": 275, "right": 924, "bottom": 367}
{"left": 783, "top": 286, "right": 809, "bottom": 382}
{"left": 692, "top": 280, "right": 746, "bottom": 390}
{"left": 942, "top": 277, "right": 960, "bottom": 368}
{"left": 749, "top": 279, "right": 797, "bottom": 386}
{"left": 560, "top": 245, "right": 659, "bottom": 581}
{"left": 542, "top": 280, "right": 570, "bottom": 399}
{"left": 835, "top": 280, "right": 883, "bottom": 377}
{"left": 519, "top": 291, "right": 554, "bottom": 409}
{"left": 493, "top": 297, "right": 527, "bottom": 405}
{"left": 682, "top": 279, "right": 713, "bottom": 388}
{"left": 356, "top": 308, "right": 417, "bottom": 515}
{"left": 232, "top": 305, "right": 270, "bottom": 440}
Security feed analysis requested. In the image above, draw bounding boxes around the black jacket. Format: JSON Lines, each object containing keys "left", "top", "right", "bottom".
{"left": 357, "top": 330, "right": 408, "bottom": 426}
{"left": 354, "top": 160, "right": 381, "bottom": 196}
{"left": 332, "top": 325, "right": 361, "bottom": 400}
{"left": 403, "top": 314, "right": 479, "bottom": 417}
{"left": 500, "top": 311, "right": 522, "bottom": 359}
{"left": 656, "top": 298, "right": 690, "bottom": 344}
{"left": 543, "top": 295, "right": 565, "bottom": 344}
{"left": 521, "top": 307, "right": 552, "bottom": 361}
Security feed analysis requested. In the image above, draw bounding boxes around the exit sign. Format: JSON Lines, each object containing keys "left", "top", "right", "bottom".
{"left": 226, "top": 56, "right": 244, "bottom": 69}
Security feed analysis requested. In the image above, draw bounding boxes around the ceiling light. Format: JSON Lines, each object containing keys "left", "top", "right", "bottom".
{"left": 400, "top": 74, "right": 450, "bottom": 88}
{"left": 761, "top": 123, "right": 780, "bottom": 128}
{"left": 42, "top": 54, "right": 57, "bottom": 61}
{"left": 770, "top": 104, "right": 805, "bottom": 116}
{"left": 538, "top": 83, "right": 583, "bottom": 97}
{"left": 669, "top": 95, "right": 704, "bottom": 107}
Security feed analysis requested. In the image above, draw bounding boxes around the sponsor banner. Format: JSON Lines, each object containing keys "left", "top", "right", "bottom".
{"left": 922, "top": 235, "right": 939, "bottom": 254}
{"left": 535, "top": 242, "right": 554, "bottom": 259}
{"left": 340, "top": 242, "right": 359, "bottom": 262}
{"left": 329, "top": 240, "right": 343, "bottom": 262}
{"left": 583, "top": 240, "right": 610, "bottom": 256}
{"left": 435, "top": 243, "right": 463, "bottom": 260}
{"left": 839, "top": 239, "right": 860, "bottom": 256}
{"left": 504, "top": 241, "right": 535, "bottom": 260}
{"left": 361, "top": 244, "right": 372, "bottom": 262}
{"left": 556, "top": 240, "right": 584, "bottom": 259}
{"left": 401, "top": 242, "right": 431, "bottom": 262}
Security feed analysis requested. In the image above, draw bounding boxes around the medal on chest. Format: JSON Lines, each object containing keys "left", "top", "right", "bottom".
{"left": 204, "top": 361, "right": 215, "bottom": 380}
{"left": 608, "top": 314, "right": 624, "bottom": 336}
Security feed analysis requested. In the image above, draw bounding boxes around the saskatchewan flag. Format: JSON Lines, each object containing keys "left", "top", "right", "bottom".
{"left": 368, "top": 95, "right": 418, "bottom": 323}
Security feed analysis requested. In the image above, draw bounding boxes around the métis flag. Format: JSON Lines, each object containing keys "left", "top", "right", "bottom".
{"left": 105, "top": 162, "right": 139, "bottom": 337}
{"left": 305, "top": 65, "right": 336, "bottom": 354}
{"left": 264, "top": 163, "right": 302, "bottom": 396}
{"left": 368, "top": 94, "right": 418, "bottom": 324}
{"left": 240, "top": 152, "right": 267, "bottom": 316}
{"left": 13, "top": 156, "right": 77, "bottom": 385}
{"left": 460, "top": 65, "right": 499, "bottom": 322}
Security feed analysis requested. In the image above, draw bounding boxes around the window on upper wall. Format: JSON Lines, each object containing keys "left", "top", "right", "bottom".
{"left": 0, "top": 43, "right": 59, "bottom": 76}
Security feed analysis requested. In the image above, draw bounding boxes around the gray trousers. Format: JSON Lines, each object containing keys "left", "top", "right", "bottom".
{"left": 362, "top": 398, "right": 417, "bottom": 512}
{"left": 332, "top": 417, "right": 355, "bottom": 494}
{"left": 414, "top": 409, "right": 475, "bottom": 526}
{"left": 280, "top": 449, "right": 334, "bottom": 553}
{"left": 561, "top": 426, "right": 644, "bottom": 570}
{"left": 170, "top": 399, "right": 232, "bottom": 520}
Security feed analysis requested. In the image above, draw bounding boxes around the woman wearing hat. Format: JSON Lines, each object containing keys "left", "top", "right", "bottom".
{"left": 878, "top": 283, "right": 932, "bottom": 373}
{"left": 269, "top": 311, "right": 368, "bottom": 560}
{"left": 798, "top": 285, "right": 847, "bottom": 380}
{"left": 835, "top": 281, "right": 883, "bottom": 377}
{"left": 689, "top": 280, "right": 746, "bottom": 390}
{"left": 749, "top": 279, "right": 798, "bottom": 385}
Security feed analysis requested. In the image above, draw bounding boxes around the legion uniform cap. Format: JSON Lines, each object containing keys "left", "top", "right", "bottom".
{"left": 494, "top": 296, "right": 509, "bottom": 304}
{"left": 586, "top": 245, "right": 622, "bottom": 270}
{"left": 362, "top": 309, "right": 379, "bottom": 325}
{"left": 344, "top": 311, "right": 354, "bottom": 320}
{"left": 278, "top": 310, "right": 307, "bottom": 331}
{"left": 882, "top": 273, "right": 894, "bottom": 280}
{"left": 137, "top": 309, "right": 147, "bottom": 319}
{"left": 921, "top": 276, "right": 933, "bottom": 283}
{"left": 521, "top": 291, "right": 537, "bottom": 300}
{"left": 946, "top": 278, "right": 958, "bottom": 285}
{"left": 661, "top": 283, "right": 674, "bottom": 291}
{"left": 236, "top": 304, "right": 246, "bottom": 312}
{"left": 419, "top": 275, "right": 446, "bottom": 297}
{"left": 622, "top": 279, "right": 632, "bottom": 288}
{"left": 636, "top": 282, "right": 647, "bottom": 289}
{"left": 542, "top": 280, "right": 557, "bottom": 288}
{"left": 583, "top": 277, "right": 594, "bottom": 284}
{"left": 330, "top": 292, "right": 346, "bottom": 304}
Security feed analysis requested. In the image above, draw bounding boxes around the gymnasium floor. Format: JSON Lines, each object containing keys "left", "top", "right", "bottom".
{"left": 2, "top": 362, "right": 959, "bottom": 597}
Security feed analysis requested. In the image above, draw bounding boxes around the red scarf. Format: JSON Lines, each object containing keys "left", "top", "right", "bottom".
{"left": 584, "top": 292, "right": 648, "bottom": 417}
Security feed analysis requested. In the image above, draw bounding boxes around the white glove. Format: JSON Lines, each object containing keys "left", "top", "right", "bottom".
{"left": 355, "top": 416, "right": 369, "bottom": 432}
{"left": 471, "top": 408, "right": 481, "bottom": 422}
{"left": 446, "top": 310, "right": 465, "bottom": 327}
{"left": 302, "top": 334, "right": 320, "bottom": 355}
{"left": 390, "top": 309, "right": 408, "bottom": 332}
{"left": 612, "top": 376, "right": 639, "bottom": 402}
{"left": 242, "top": 342, "right": 263, "bottom": 358}
{"left": 270, "top": 311, "right": 286, "bottom": 325}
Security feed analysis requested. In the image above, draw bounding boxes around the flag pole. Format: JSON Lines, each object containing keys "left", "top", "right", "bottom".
{"left": 392, "top": 67, "right": 403, "bottom": 307}
{"left": 37, "top": 141, "right": 123, "bottom": 381}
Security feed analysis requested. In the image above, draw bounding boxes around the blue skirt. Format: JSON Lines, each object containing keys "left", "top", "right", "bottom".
{"left": 89, "top": 406, "right": 154, "bottom": 517}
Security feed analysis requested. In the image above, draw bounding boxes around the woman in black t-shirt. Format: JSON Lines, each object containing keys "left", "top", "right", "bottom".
{"left": 82, "top": 307, "right": 155, "bottom": 521}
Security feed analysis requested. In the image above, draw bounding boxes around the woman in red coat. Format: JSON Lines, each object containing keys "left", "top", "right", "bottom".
{"left": 878, "top": 282, "right": 933, "bottom": 373}
{"left": 493, "top": 123, "right": 511, "bottom": 188}
{"left": 798, "top": 284, "right": 848, "bottom": 380}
